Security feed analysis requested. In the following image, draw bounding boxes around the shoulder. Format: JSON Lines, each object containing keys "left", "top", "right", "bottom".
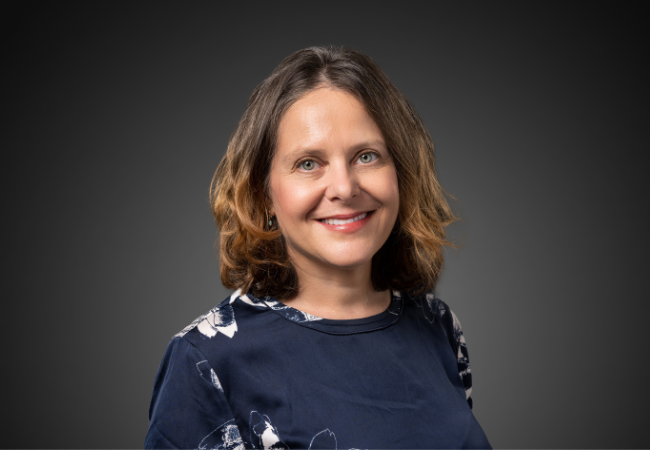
{"left": 174, "top": 291, "right": 241, "bottom": 339}
{"left": 401, "top": 289, "right": 462, "bottom": 355}
{"left": 172, "top": 288, "right": 279, "bottom": 340}
{"left": 404, "top": 288, "right": 474, "bottom": 407}
{"left": 402, "top": 288, "right": 451, "bottom": 324}
{"left": 171, "top": 289, "right": 296, "bottom": 357}
{"left": 149, "top": 291, "right": 256, "bottom": 409}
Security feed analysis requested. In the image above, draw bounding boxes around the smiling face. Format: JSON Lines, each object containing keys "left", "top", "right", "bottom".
{"left": 268, "top": 87, "right": 400, "bottom": 277}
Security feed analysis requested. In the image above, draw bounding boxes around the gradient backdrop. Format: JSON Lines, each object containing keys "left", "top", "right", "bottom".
{"left": 4, "top": 2, "right": 648, "bottom": 448}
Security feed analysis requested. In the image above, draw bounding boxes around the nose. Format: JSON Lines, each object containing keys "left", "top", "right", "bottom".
{"left": 324, "top": 162, "right": 360, "bottom": 203}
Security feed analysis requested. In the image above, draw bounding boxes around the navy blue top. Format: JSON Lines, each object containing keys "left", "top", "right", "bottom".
{"left": 145, "top": 290, "right": 491, "bottom": 449}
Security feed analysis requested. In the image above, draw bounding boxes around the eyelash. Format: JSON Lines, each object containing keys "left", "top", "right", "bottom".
{"left": 297, "top": 152, "right": 378, "bottom": 171}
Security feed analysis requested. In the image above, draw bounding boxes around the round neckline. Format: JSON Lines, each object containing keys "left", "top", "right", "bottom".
{"left": 245, "top": 291, "right": 404, "bottom": 335}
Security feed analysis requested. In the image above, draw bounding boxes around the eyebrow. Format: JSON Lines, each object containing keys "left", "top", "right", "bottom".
{"left": 280, "top": 140, "right": 387, "bottom": 163}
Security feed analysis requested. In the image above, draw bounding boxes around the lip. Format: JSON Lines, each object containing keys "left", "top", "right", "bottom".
{"left": 316, "top": 210, "right": 374, "bottom": 232}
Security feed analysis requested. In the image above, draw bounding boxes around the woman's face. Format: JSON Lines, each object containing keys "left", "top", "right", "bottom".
{"left": 268, "top": 88, "right": 399, "bottom": 275}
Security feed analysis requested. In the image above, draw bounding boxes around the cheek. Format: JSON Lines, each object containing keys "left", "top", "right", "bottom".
{"left": 374, "top": 169, "right": 400, "bottom": 213}
{"left": 270, "top": 179, "right": 322, "bottom": 222}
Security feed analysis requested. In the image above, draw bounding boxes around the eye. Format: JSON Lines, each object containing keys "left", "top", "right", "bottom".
{"left": 358, "top": 152, "right": 378, "bottom": 164}
{"left": 299, "top": 159, "right": 318, "bottom": 171}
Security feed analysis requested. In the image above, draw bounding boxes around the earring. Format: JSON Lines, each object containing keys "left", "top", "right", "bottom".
{"left": 266, "top": 210, "right": 275, "bottom": 229}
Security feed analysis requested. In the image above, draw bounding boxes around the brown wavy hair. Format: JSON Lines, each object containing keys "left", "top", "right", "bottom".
{"left": 210, "top": 46, "right": 456, "bottom": 300}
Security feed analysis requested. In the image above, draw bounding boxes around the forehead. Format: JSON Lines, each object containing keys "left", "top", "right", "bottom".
{"left": 275, "top": 88, "right": 384, "bottom": 156}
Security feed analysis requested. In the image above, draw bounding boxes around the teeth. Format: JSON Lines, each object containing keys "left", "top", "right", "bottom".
{"left": 321, "top": 212, "right": 368, "bottom": 225}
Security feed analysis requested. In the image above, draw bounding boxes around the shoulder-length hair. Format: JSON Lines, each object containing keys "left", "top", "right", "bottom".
{"left": 210, "top": 46, "right": 455, "bottom": 300}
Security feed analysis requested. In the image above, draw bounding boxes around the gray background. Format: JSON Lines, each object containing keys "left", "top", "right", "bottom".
{"left": 4, "top": 2, "right": 648, "bottom": 448}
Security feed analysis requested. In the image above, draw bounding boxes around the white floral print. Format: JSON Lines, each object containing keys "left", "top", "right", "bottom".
{"left": 198, "top": 419, "right": 245, "bottom": 450}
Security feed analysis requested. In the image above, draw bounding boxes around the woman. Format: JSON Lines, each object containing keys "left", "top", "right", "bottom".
{"left": 145, "top": 46, "right": 491, "bottom": 449}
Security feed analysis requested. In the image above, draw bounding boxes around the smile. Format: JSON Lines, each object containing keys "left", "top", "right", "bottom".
{"left": 319, "top": 212, "right": 369, "bottom": 225}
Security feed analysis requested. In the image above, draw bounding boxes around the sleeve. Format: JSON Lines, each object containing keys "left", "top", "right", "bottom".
{"left": 448, "top": 308, "right": 473, "bottom": 409}
{"left": 441, "top": 301, "right": 474, "bottom": 408}
{"left": 144, "top": 337, "right": 244, "bottom": 449}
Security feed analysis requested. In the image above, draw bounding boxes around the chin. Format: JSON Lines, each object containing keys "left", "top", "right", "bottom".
{"left": 287, "top": 239, "right": 382, "bottom": 273}
{"left": 319, "top": 252, "right": 376, "bottom": 271}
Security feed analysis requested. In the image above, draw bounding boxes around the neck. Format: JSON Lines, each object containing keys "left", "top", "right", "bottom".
{"left": 282, "top": 250, "right": 391, "bottom": 320}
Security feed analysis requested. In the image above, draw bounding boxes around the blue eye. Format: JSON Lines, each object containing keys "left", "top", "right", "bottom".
{"left": 300, "top": 160, "right": 317, "bottom": 170}
{"left": 358, "top": 153, "right": 377, "bottom": 164}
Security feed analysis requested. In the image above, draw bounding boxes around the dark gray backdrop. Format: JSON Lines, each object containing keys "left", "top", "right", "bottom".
{"left": 4, "top": 2, "right": 648, "bottom": 448}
